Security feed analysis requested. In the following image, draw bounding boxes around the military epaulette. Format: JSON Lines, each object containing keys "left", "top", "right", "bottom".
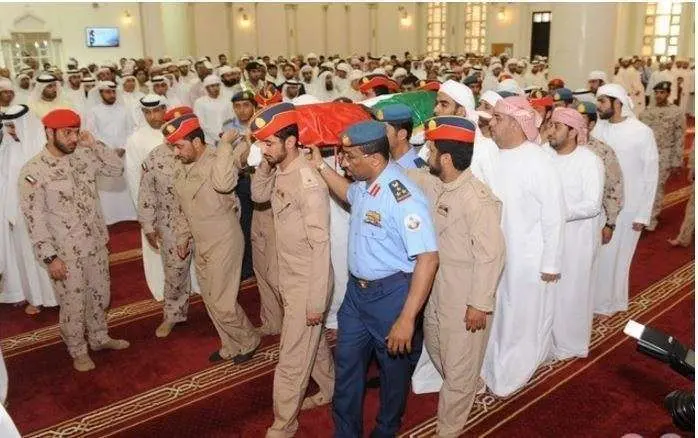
{"left": 389, "top": 179, "right": 411, "bottom": 203}
{"left": 24, "top": 175, "right": 37, "bottom": 185}
{"left": 413, "top": 157, "right": 426, "bottom": 168}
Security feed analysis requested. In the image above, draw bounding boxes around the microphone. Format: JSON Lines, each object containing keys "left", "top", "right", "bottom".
{"left": 624, "top": 320, "right": 694, "bottom": 380}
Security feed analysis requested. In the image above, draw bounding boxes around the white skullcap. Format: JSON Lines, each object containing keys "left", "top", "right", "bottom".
{"left": 0, "top": 78, "right": 14, "bottom": 92}
{"left": 597, "top": 83, "right": 635, "bottom": 117}
{"left": 97, "top": 66, "right": 111, "bottom": 75}
{"left": 96, "top": 80, "right": 117, "bottom": 91}
{"left": 349, "top": 70, "right": 364, "bottom": 81}
{"left": 218, "top": 66, "right": 234, "bottom": 76}
{"left": 307, "top": 52, "right": 318, "bottom": 59}
{"left": 177, "top": 59, "right": 190, "bottom": 67}
{"left": 506, "top": 58, "right": 518, "bottom": 65}
{"left": 321, "top": 61, "right": 334, "bottom": 69}
{"left": 300, "top": 65, "right": 313, "bottom": 73}
{"left": 480, "top": 90, "right": 503, "bottom": 107}
{"left": 203, "top": 74, "right": 221, "bottom": 87}
{"left": 371, "top": 68, "right": 386, "bottom": 75}
{"left": 336, "top": 63, "right": 351, "bottom": 74}
{"left": 496, "top": 78, "right": 525, "bottom": 96}
{"left": 139, "top": 94, "right": 166, "bottom": 108}
{"left": 203, "top": 61, "right": 214, "bottom": 70}
{"left": 231, "top": 66, "right": 242, "bottom": 73}
{"left": 588, "top": 70, "right": 608, "bottom": 82}
{"left": 392, "top": 67, "right": 408, "bottom": 79}
{"left": 439, "top": 80, "right": 475, "bottom": 112}
{"left": 423, "top": 56, "right": 434, "bottom": 63}
{"left": 517, "top": 60, "right": 526, "bottom": 67}
{"left": 384, "top": 64, "right": 394, "bottom": 73}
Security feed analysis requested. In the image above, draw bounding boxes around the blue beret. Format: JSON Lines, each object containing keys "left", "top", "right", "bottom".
{"left": 553, "top": 87, "right": 574, "bottom": 102}
{"left": 463, "top": 74, "right": 481, "bottom": 86}
{"left": 340, "top": 120, "right": 387, "bottom": 147}
{"left": 497, "top": 91, "right": 517, "bottom": 98}
{"left": 575, "top": 101, "right": 597, "bottom": 115}
{"left": 653, "top": 81, "right": 671, "bottom": 92}
{"left": 375, "top": 104, "right": 412, "bottom": 124}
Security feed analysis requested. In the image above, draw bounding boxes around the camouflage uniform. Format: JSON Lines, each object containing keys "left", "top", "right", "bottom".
{"left": 138, "top": 143, "right": 193, "bottom": 323}
{"left": 639, "top": 103, "right": 685, "bottom": 230}
{"left": 19, "top": 143, "right": 122, "bottom": 358}
{"left": 586, "top": 136, "right": 625, "bottom": 227}
{"left": 674, "top": 149, "right": 694, "bottom": 245}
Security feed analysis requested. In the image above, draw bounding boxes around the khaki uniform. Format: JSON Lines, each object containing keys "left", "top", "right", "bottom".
{"left": 675, "top": 149, "right": 694, "bottom": 245}
{"left": 19, "top": 143, "right": 122, "bottom": 358}
{"left": 586, "top": 136, "right": 625, "bottom": 226}
{"left": 251, "top": 203, "right": 284, "bottom": 335}
{"left": 138, "top": 143, "right": 193, "bottom": 323}
{"left": 639, "top": 103, "right": 685, "bottom": 229}
{"left": 408, "top": 168, "right": 505, "bottom": 438}
{"left": 174, "top": 141, "right": 260, "bottom": 358}
{"left": 251, "top": 156, "right": 335, "bottom": 438}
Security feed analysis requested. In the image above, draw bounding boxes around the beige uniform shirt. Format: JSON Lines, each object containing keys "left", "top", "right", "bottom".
{"left": 19, "top": 143, "right": 123, "bottom": 261}
{"left": 586, "top": 136, "right": 625, "bottom": 226}
{"left": 138, "top": 143, "right": 187, "bottom": 236}
{"left": 174, "top": 141, "right": 245, "bottom": 252}
{"left": 408, "top": 168, "right": 505, "bottom": 312}
{"left": 251, "top": 156, "right": 332, "bottom": 314}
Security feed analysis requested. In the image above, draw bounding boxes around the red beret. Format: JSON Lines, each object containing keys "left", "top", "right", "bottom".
{"left": 255, "top": 88, "right": 282, "bottom": 108}
{"left": 164, "top": 106, "right": 193, "bottom": 122}
{"left": 42, "top": 108, "right": 81, "bottom": 129}
{"left": 417, "top": 80, "right": 441, "bottom": 92}
{"left": 358, "top": 74, "right": 400, "bottom": 93}
{"left": 529, "top": 95, "right": 554, "bottom": 109}
{"left": 161, "top": 113, "right": 201, "bottom": 143}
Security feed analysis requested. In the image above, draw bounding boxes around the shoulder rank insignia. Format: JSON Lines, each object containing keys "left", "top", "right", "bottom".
{"left": 437, "top": 203, "right": 449, "bottom": 217}
{"left": 389, "top": 179, "right": 411, "bottom": 203}
{"left": 364, "top": 210, "right": 382, "bottom": 227}
{"left": 24, "top": 175, "right": 37, "bottom": 185}
{"left": 413, "top": 157, "right": 426, "bottom": 168}
{"left": 141, "top": 162, "right": 148, "bottom": 172}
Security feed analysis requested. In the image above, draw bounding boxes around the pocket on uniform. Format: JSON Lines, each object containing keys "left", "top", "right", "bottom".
{"left": 45, "top": 179, "right": 74, "bottom": 209}
{"left": 360, "top": 224, "right": 387, "bottom": 240}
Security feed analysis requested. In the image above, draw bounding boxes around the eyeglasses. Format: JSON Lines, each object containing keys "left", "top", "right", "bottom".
{"left": 338, "top": 150, "right": 369, "bottom": 163}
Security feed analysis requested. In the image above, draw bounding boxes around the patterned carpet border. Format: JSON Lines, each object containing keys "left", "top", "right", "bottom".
{"left": 25, "top": 332, "right": 337, "bottom": 438}
{"left": 400, "top": 261, "right": 695, "bottom": 437}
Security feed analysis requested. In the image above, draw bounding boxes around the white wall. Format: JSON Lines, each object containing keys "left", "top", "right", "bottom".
{"left": 0, "top": 2, "right": 142, "bottom": 69}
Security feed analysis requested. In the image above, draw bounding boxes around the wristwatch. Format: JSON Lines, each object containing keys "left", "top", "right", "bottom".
{"left": 316, "top": 161, "right": 328, "bottom": 173}
{"left": 43, "top": 255, "right": 58, "bottom": 265}
{"left": 605, "top": 223, "right": 616, "bottom": 230}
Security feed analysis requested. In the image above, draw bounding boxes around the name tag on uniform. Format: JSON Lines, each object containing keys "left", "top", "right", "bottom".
{"left": 364, "top": 210, "right": 382, "bottom": 227}
{"left": 437, "top": 204, "right": 449, "bottom": 217}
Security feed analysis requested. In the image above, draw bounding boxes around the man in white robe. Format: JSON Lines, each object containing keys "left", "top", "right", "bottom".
{"left": 27, "top": 74, "right": 75, "bottom": 119}
{"left": 482, "top": 62, "right": 503, "bottom": 93}
{"left": 614, "top": 57, "right": 646, "bottom": 116}
{"left": 124, "top": 95, "right": 168, "bottom": 301}
{"left": 84, "top": 81, "right": 137, "bottom": 225}
{"left": 340, "top": 70, "right": 365, "bottom": 102}
{"left": 0, "top": 78, "right": 15, "bottom": 113}
{"left": 0, "top": 105, "right": 56, "bottom": 313}
{"left": 193, "top": 74, "right": 234, "bottom": 146}
{"left": 592, "top": 84, "right": 659, "bottom": 316}
{"left": 546, "top": 108, "right": 604, "bottom": 360}
{"left": 218, "top": 65, "right": 242, "bottom": 102}
{"left": 311, "top": 71, "right": 341, "bottom": 102}
{"left": 481, "top": 96, "right": 566, "bottom": 397}
{"left": 13, "top": 74, "right": 31, "bottom": 106}
{"left": 63, "top": 69, "right": 85, "bottom": 114}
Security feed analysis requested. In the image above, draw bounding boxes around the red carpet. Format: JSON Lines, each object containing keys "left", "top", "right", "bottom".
{"left": 2, "top": 163, "right": 694, "bottom": 437}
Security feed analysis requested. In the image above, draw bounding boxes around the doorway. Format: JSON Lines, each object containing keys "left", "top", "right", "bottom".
{"left": 530, "top": 11, "right": 551, "bottom": 59}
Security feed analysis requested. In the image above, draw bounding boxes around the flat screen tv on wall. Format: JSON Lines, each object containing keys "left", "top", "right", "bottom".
{"left": 85, "top": 27, "right": 120, "bottom": 48}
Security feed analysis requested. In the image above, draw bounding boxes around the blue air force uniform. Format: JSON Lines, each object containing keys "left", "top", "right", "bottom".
{"left": 333, "top": 121, "right": 438, "bottom": 438}
{"left": 376, "top": 103, "right": 426, "bottom": 170}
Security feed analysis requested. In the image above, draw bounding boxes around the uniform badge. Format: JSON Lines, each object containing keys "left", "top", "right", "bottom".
{"left": 577, "top": 103, "right": 585, "bottom": 113}
{"left": 173, "top": 111, "right": 182, "bottom": 119}
{"left": 254, "top": 117, "right": 266, "bottom": 129}
{"left": 342, "top": 135, "right": 351, "bottom": 147}
{"left": 362, "top": 77, "right": 370, "bottom": 84}
{"left": 166, "top": 125, "right": 176, "bottom": 134}
{"left": 427, "top": 119, "right": 437, "bottom": 131}
{"left": 404, "top": 213, "right": 422, "bottom": 232}
{"left": 389, "top": 179, "right": 411, "bottom": 203}
{"left": 437, "top": 204, "right": 449, "bottom": 217}
{"left": 376, "top": 110, "right": 384, "bottom": 120}
{"left": 364, "top": 210, "right": 382, "bottom": 227}
{"left": 24, "top": 175, "right": 37, "bottom": 185}
{"left": 553, "top": 93, "right": 560, "bottom": 101}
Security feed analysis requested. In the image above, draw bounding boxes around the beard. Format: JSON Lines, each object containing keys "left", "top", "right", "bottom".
{"left": 55, "top": 138, "right": 76, "bottom": 155}
{"left": 428, "top": 160, "right": 442, "bottom": 177}
{"left": 222, "top": 78, "right": 239, "bottom": 87}
{"left": 325, "top": 82, "right": 334, "bottom": 91}
{"left": 597, "top": 108, "right": 614, "bottom": 120}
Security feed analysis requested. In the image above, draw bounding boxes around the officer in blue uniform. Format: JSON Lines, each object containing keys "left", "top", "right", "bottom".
{"left": 375, "top": 103, "right": 425, "bottom": 169}
{"left": 309, "top": 120, "right": 439, "bottom": 438}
